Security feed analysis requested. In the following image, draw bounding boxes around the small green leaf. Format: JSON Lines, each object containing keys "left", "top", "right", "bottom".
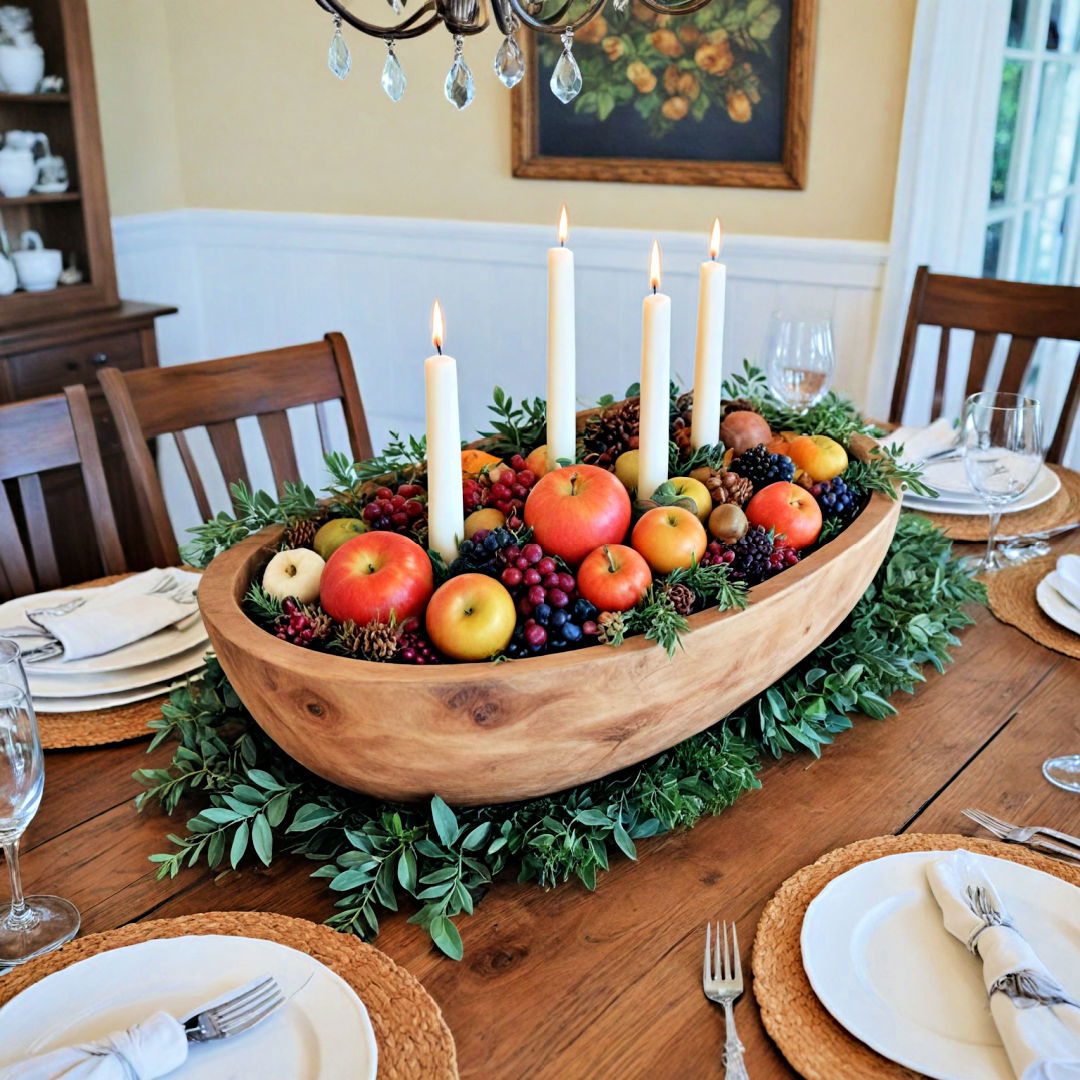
{"left": 429, "top": 915, "right": 464, "bottom": 961}
{"left": 430, "top": 796, "right": 460, "bottom": 847}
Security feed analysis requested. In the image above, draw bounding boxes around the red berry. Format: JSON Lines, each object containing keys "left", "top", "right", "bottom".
{"left": 582, "top": 620, "right": 598, "bottom": 635}
{"left": 516, "top": 470, "right": 535, "bottom": 487}
{"left": 363, "top": 504, "right": 381, "bottom": 521}
{"left": 517, "top": 597, "right": 534, "bottom": 617}
{"left": 528, "top": 585, "right": 546, "bottom": 606}
{"left": 377, "top": 487, "right": 393, "bottom": 500}
{"left": 390, "top": 494, "right": 406, "bottom": 510}
{"left": 536, "top": 557, "right": 556, "bottom": 575}
{"left": 473, "top": 529, "right": 491, "bottom": 543}
{"left": 391, "top": 512, "right": 408, "bottom": 527}
{"left": 548, "top": 588, "right": 569, "bottom": 608}
{"left": 522, "top": 544, "right": 543, "bottom": 564}
{"left": 405, "top": 500, "right": 424, "bottom": 518}
{"left": 523, "top": 568, "right": 541, "bottom": 586}
{"left": 542, "top": 573, "right": 560, "bottom": 588}
{"left": 557, "top": 572, "right": 575, "bottom": 593}
{"left": 506, "top": 546, "right": 521, "bottom": 560}
{"left": 516, "top": 556, "right": 530, "bottom": 570}
{"left": 524, "top": 624, "right": 547, "bottom": 648}
{"left": 490, "top": 483, "right": 511, "bottom": 501}
{"left": 511, "top": 455, "right": 527, "bottom": 470}
{"left": 512, "top": 485, "right": 528, "bottom": 499}
{"left": 502, "top": 567, "right": 523, "bottom": 587}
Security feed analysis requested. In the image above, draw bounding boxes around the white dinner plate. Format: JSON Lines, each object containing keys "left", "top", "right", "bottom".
{"left": 27, "top": 641, "right": 209, "bottom": 697}
{"left": 0, "top": 590, "right": 206, "bottom": 675}
{"left": 801, "top": 850, "right": 1080, "bottom": 1080}
{"left": 1036, "top": 572, "right": 1080, "bottom": 636}
{"left": 904, "top": 464, "right": 1060, "bottom": 516}
{"left": 31, "top": 674, "right": 198, "bottom": 712}
{"left": 0, "top": 935, "right": 378, "bottom": 1079}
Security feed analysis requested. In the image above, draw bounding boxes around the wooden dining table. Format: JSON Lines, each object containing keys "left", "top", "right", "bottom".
{"left": 13, "top": 537, "right": 1080, "bottom": 1079}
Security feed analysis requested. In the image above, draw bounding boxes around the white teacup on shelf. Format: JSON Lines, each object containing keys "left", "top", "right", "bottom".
{"left": 33, "top": 153, "right": 67, "bottom": 193}
{"left": 13, "top": 229, "right": 61, "bottom": 291}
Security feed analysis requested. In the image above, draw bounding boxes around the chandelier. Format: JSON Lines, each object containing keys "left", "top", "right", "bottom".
{"left": 314, "top": 0, "right": 712, "bottom": 109}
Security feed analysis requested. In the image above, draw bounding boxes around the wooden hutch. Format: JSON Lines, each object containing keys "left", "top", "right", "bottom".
{"left": 0, "top": 0, "right": 175, "bottom": 579}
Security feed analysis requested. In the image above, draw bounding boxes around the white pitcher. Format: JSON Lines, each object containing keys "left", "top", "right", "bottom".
{"left": 0, "top": 144, "right": 35, "bottom": 197}
{"left": 0, "top": 42, "right": 43, "bottom": 93}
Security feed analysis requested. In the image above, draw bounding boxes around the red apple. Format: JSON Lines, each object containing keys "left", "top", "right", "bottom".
{"left": 320, "top": 531, "right": 433, "bottom": 625}
{"left": 745, "top": 482, "right": 822, "bottom": 549}
{"left": 524, "top": 464, "right": 632, "bottom": 565}
{"left": 426, "top": 573, "right": 516, "bottom": 661}
{"left": 631, "top": 505, "right": 707, "bottom": 575}
{"left": 577, "top": 544, "right": 653, "bottom": 612}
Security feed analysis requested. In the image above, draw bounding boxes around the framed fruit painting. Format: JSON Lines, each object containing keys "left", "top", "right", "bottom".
{"left": 511, "top": 0, "right": 816, "bottom": 188}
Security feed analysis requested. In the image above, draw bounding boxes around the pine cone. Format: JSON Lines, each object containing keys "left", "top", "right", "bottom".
{"left": 336, "top": 619, "right": 399, "bottom": 662}
{"left": 582, "top": 399, "right": 640, "bottom": 471}
{"left": 704, "top": 470, "right": 754, "bottom": 507}
{"left": 284, "top": 518, "right": 319, "bottom": 549}
{"left": 721, "top": 398, "right": 760, "bottom": 417}
{"left": 596, "top": 610, "right": 626, "bottom": 646}
{"left": 664, "top": 582, "right": 696, "bottom": 617}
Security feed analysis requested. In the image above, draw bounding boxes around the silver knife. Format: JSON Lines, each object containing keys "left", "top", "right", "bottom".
{"left": 997, "top": 521, "right": 1080, "bottom": 544}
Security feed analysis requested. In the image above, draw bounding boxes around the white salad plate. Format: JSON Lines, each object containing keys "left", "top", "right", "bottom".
{"left": 26, "top": 642, "right": 209, "bottom": 698}
{"left": 801, "top": 850, "right": 1080, "bottom": 1080}
{"left": 904, "top": 464, "right": 1059, "bottom": 516}
{"left": 31, "top": 675, "right": 197, "bottom": 713}
{"left": 1036, "top": 572, "right": 1080, "bottom": 637}
{"left": 0, "top": 934, "right": 378, "bottom": 1080}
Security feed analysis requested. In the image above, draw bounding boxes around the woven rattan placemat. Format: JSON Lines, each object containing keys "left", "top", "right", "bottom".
{"left": 985, "top": 553, "right": 1080, "bottom": 659}
{"left": 29, "top": 572, "right": 202, "bottom": 751}
{"left": 914, "top": 464, "right": 1080, "bottom": 542}
{"left": 0, "top": 910, "right": 458, "bottom": 1078}
{"left": 752, "top": 833, "right": 1080, "bottom": 1080}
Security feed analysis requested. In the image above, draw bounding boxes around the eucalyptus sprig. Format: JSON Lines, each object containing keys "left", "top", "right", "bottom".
{"left": 477, "top": 386, "right": 546, "bottom": 457}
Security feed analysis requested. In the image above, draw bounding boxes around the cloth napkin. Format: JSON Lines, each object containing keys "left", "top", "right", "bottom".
{"left": 2, "top": 1011, "right": 188, "bottom": 1079}
{"left": 927, "top": 850, "right": 1080, "bottom": 1080}
{"left": 1054, "top": 555, "right": 1080, "bottom": 610}
{"left": 887, "top": 417, "right": 957, "bottom": 466}
{"left": 0, "top": 569, "right": 200, "bottom": 662}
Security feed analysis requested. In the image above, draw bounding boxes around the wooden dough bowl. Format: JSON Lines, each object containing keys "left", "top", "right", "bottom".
{"left": 198, "top": 435, "right": 902, "bottom": 805}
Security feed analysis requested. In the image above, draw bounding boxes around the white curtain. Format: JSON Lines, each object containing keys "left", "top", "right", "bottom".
{"left": 867, "top": 0, "right": 1010, "bottom": 422}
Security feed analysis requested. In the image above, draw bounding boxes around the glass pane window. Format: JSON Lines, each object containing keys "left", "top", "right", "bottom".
{"left": 991, "top": 60, "right": 1027, "bottom": 205}
{"left": 1017, "top": 197, "right": 1069, "bottom": 281}
{"left": 1009, "top": 0, "right": 1037, "bottom": 46}
{"left": 1026, "top": 62, "right": 1080, "bottom": 198}
{"left": 983, "top": 220, "right": 1006, "bottom": 277}
{"left": 1046, "top": 0, "right": 1080, "bottom": 50}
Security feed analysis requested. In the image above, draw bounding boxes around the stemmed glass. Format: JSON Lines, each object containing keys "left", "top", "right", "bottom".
{"left": 1043, "top": 755, "right": 1080, "bottom": 793}
{"left": 763, "top": 311, "right": 836, "bottom": 411}
{"left": 0, "top": 639, "right": 80, "bottom": 966}
{"left": 960, "top": 392, "right": 1043, "bottom": 573}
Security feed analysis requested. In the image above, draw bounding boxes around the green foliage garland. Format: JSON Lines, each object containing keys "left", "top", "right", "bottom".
{"left": 137, "top": 515, "right": 983, "bottom": 959}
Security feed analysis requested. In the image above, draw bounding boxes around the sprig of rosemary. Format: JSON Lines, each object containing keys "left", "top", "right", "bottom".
{"left": 667, "top": 561, "right": 749, "bottom": 610}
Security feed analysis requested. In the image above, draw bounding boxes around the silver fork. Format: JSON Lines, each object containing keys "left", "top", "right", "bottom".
{"left": 963, "top": 808, "right": 1080, "bottom": 862}
{"left": 702, "top": 921, "right": 748, "bottom": 1079}
{"left": 183, "top": 975, "right": 285, "bottom": 1043}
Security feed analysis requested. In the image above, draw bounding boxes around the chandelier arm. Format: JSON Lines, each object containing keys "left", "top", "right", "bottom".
{"left": 315, "top": 0, "right": 446, "bottom": 40}
{"left": 633, "top": 0, "right": 714, "bottom": 13}
{"left": 505, "top": 0, "right": 607, "bottom": 34}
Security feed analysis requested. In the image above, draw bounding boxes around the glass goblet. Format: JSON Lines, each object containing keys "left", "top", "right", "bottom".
{"left": 1043, "top": 755, "right": 1080, "bottom": 793}
{"left": 0, "top": 666, "right": 80, "bottom": 966}
{"left": 961, "top": 392, "right": 1043, "bottom": 574}
{"left": 762, "top": 311, "right": 836, "bottom": 412}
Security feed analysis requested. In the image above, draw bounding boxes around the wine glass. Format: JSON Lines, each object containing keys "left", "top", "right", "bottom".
{"left": 0, "top": 641, "right": 80, "bottom": 966}
{"left": 762, "top": 311, "right": 836, "bottom": 411}
{"left": 1043, "top": 755, "right": 1080, "bottom": 793}
{"left": 960, "top": 392, "right": 1043, "bottom": 573}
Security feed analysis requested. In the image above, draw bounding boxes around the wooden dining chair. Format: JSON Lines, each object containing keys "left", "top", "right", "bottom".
{"left": 0, "top": 386, "right": 127, "bottom": 600}
{"left": 98, "top": 332, "right": 374, "bottom": 567}
{"left": 889, "top": 265, "right": 1080, "bottom": 462}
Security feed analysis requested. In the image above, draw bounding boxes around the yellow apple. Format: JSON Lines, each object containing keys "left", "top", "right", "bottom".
{"left": 464, "top": 508, "right": 507, "bottom": 538}
{"left": 669, "top": 476, "right": 712, "bottom": 521}
{"left": 614, "top": 449, "right": 640, "bottom": 493}
{"left": 787, "top": 434, "right": 848, "bottom": 482}
{"left": 425, "top": 573, "right": 517, "bottom": 660}
{"left": 262, "top": 548, "right": 325, "bottom": 604}
{"left": 630, "top": 506, "right": 707, "bottom": 575}
{"left": 313, "top": 518, "right": 368, "bottom": 561}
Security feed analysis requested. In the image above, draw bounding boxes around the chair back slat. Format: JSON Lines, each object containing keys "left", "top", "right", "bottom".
{"left": 314, "top": 400, "right": 334, "bottom": 458}
{"left": 0, "top": 386, "right": 125, "bottom": 598}
{"left": 964, "top": 331, "right": 999, "bottom": 399}
{"left": 891, "top": 266, "right": 1080, "bottom": 463}
{"left": 17, "top": 474, "right": 59, "bottom": 590}
{"left": 173, "top": 431, "right": 215, "bottom": 521}
{"left": 257, "top": 411, "right": 301, "bottom": 495}
{"left": 205, "top": 419, "right": 251, "bottom": 503}
{"left": 0, "top": 484, "right": 36, "bottom": 600}
{"left": 99, "top": 333, "right": 373, "bottom": 567}
{"left": 999, "top": 336, "right": 1039, "bottom": 395}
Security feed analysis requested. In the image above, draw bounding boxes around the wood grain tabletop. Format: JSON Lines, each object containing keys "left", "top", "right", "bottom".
{"left": 11, "top": 539, "right": 1080, "bottom": 1079}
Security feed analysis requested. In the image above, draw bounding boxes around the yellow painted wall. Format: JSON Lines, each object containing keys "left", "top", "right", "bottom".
{"left": 90, "top": 0, "right": 914, "bottom": 240}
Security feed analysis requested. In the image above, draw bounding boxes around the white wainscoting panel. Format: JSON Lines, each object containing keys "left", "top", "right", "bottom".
{"left": 114, "top": 209, "right": 887, "bottom": 539}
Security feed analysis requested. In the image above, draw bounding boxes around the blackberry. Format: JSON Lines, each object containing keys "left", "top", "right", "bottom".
{"left": 450, "top": 527, "right": 518, "bottom": 576}
{"left": 729, "top": 444, "right": 795, "bottom": 493}
{"left": 767, "top": 542, "right": 800, "bottom": 577}
{"left": 702, "top": 526, "right": 774, "bottom": 585}
{"left": 810, "top": 477, "right": 860, "bottom": 525}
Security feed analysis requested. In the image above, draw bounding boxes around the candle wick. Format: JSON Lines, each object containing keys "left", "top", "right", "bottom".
{"left": 652, "top": 284, "right": 657, "bottom": 295}
{"left": 436, "top": 343, "right": 442, "bottom": 356}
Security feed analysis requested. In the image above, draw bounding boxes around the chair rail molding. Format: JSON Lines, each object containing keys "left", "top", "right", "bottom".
{"left": 113, "top": 207, "right": 887, "bottom": 535}
{"left": 869, "top": 0, "right": 1010, "bottom": 423}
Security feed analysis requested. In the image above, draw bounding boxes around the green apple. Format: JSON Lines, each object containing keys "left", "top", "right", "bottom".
{"left": 314, "top": 518, "right": 369, "bottom": 561}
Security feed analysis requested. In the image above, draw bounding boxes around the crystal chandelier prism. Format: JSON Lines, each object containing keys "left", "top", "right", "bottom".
{"left": 314, "top": 0, "right": 715, "bottom": 109}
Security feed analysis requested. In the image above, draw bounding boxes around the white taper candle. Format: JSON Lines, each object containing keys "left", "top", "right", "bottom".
{"left": 638, "top": 240, "right": 672, "bottom": 500}
{"left": 690, "top": 218, "right": 727, "bottom": 449}
{"left": 425, "top": 301, "right": 464, "bottom": 565}
{"left": 546, "top": 205, "right": 576, "bottom": 471}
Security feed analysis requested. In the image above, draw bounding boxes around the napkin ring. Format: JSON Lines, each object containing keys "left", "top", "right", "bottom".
{"left": 989, "top": 969, "right": 1080, "bottom": 1010}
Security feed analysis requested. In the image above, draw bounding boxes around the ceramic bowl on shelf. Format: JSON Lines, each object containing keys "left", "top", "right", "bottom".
{"left": 199, "top": 432, "right": 902, "bottom": 806}
{"left": 12, "top": 229, "right": 61, "bottom": 291}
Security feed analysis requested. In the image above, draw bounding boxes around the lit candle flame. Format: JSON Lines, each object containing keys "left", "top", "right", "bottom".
{"left": 649, "top": 240, "right": 662, "bottom": 292}
{"left": 709, "top": 218, "right": 723, "bottom": 260}
{"left": 431, "top": 300, "right": 444, "bottom": 353}
{"left": 558, "top": 204, "right": 569, "bottom": 246}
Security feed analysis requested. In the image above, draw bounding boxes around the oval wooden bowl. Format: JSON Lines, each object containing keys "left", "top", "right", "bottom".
{"left": 199, "top": 436, "right": 902, "bottom": 805}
